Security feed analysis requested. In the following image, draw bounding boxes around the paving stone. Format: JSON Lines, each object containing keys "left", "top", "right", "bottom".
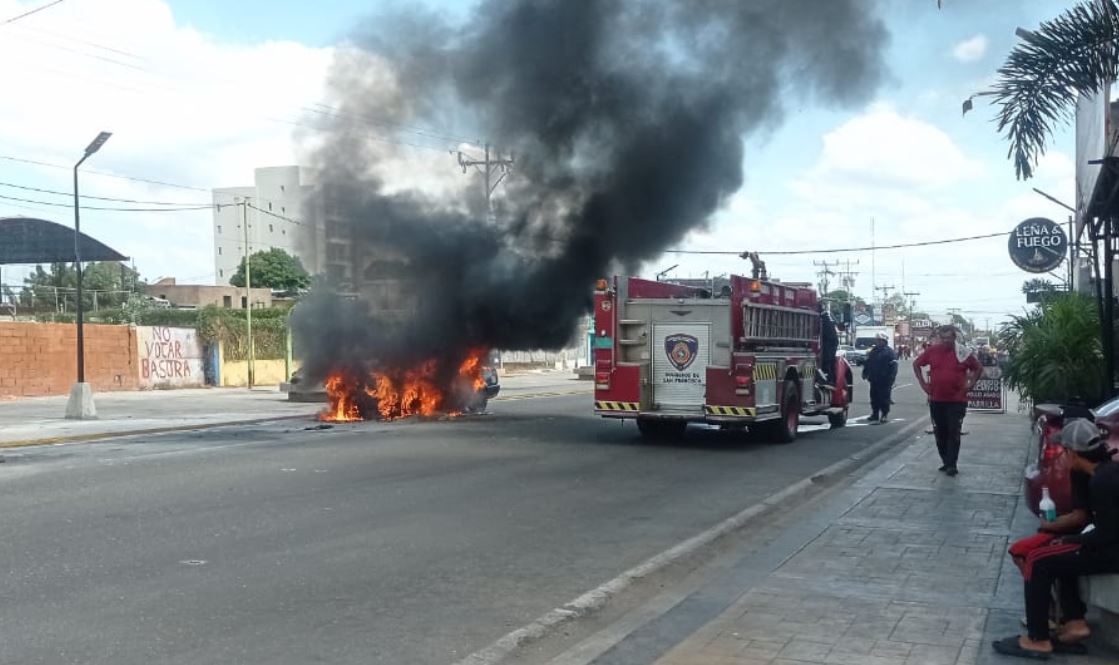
{"left": 648, "top": 410, "right": 1119, "bottom": 665}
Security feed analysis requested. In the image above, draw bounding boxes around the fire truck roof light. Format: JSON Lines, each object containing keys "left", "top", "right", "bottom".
{"left": 750, "top": 280, "right": 761, "bottom": 292}
{"left": 595, "top": 278, "right": 609, "bottom": 291}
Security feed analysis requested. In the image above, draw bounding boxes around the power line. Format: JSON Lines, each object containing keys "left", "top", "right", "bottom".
{"left": 0, "top": 192, "right": 214, "bottom": 212}
{"left": 0, "top": 153, "right": 211, "bottom": 192}
{"left": 1, "top": 0, "right": 66, "bottom": 26}
{"left": 0, "top": 179, "right": 211, "bottom": 206}
{"left": 666, "top": 231, "right": 1006, "bottom": 256}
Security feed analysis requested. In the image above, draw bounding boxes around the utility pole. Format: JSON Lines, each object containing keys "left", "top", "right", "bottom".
{"left": 457, "top": 143, "right": 514, "bottom": 216}
{"left": 903, "top": 290, "right": 920, "bottom": 340}
{"left": 813, "top": 260, "right": 840, "bottom": 296}
{"left": 870, "top": 217, "right": 876, "bottom": 299}
{"left": 875, "top": 284, "right": 895, "bottom": 324}
{"left": 239, "top": 198, "right": 255, "bottom": 389}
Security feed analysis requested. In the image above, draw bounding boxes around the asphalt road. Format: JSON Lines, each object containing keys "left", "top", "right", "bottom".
{"left": 0, "top": 376, "right": 929, "bottom": 665}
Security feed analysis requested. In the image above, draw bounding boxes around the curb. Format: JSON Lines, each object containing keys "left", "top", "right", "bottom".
{"left": 493, "top": 389, "right": 590, "bottom": 401}
{"left": 0, "top": 390, "right": 590, "bottom": 450}
{"left": 453, "top": 415, "right": 930, "bottom": 665}
{"left": 0, "top": 413, "right": 315, "bottom": 450}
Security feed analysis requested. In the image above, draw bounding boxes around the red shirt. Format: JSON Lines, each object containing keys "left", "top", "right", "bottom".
{"left": 914, "top": 344, "right": 981, "bottom": 403}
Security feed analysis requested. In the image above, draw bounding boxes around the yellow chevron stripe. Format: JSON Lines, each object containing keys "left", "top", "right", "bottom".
{"left": 704, "top": 405, "right": 757, "bottom": 417}
{"left": 754, "top": 363, "right": 777, "bottom": 381}
{"left": 595, "top": 401, "right": 640, "bottom": 412}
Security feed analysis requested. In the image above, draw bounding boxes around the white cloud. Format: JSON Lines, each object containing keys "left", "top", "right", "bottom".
{"left": 951, "top": 34, "right": 988, "bottom": 63}
{"left": 0, "top": 0, "right": 338, "bottom": 282}
{"left": 661, "top": 106, "right": 1062, "bottom": 321}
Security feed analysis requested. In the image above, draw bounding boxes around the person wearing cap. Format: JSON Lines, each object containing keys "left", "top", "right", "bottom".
{"left": 993, "top": 419, "right": 1119, "bottom": 660}
{"left": 1006, "top": 417, "right": 1097, "bottom": 643}
{"left": 913, "top": 325, "right": 982, "bottom": 476}
{"left": 862, "top": 332, "right": 896, "bottom": 424}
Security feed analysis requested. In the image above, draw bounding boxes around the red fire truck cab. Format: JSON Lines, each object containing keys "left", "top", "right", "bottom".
{"left": 592, "top": 274, "right": 853, "bottom": 442}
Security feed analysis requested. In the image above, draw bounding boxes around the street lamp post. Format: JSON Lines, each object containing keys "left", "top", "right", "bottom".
{"left": 65, "top": 131, "right": 111, "bottom": 420}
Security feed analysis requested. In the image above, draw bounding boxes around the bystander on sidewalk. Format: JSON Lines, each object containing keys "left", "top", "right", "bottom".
{"left": 651, "top": 399, "right": 1119, "bottom": 665}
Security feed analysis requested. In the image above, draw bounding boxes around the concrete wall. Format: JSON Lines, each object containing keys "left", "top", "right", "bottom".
{"left": 0, "top": 322, "right": 138, "bottom": 397}
{"left": 136, "top": 326, "right": 206, "bottom": 389}
{"left": 220, "top": 359, "right": 298, "bottom": 387}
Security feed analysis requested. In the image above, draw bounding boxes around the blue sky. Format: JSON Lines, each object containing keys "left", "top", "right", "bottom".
{"left": 0, "top": 0, "right": 1086, "bottom": 325}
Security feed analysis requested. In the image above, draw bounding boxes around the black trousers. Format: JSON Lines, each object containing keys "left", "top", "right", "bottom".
{"left": 929, "top": 401, "right": 967, "bottom": 466}
{"left": 1026, "top": 547, "right": 1119, "bottom": 640}
{"left": 869, "top": 380, "right": 892, "bottom": 417}
{"left": 820, "top": 342, "right": 837, "bottom": 384}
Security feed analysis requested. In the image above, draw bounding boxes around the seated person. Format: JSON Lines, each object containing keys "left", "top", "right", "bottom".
{"left": 994, "top": 418, "right": 1119, "bottom": 659}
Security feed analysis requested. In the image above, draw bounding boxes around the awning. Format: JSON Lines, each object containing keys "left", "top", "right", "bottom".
{"left": 0, "top": 217, "right": 127, "bottom": 264}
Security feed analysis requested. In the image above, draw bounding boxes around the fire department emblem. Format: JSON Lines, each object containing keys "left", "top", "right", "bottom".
{"left": 664, "top": 334, "right": 699, "bottom": 371}
{"left": 601, "top": 300, "right": 612, "bottom": 312}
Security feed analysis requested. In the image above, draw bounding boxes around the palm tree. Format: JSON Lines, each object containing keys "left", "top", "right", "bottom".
{"left": 965, "top": 0, "right": 1119, "bottom": 179}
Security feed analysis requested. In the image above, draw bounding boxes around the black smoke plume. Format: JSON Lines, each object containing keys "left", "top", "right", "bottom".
{"left": 294, "top": 0, "right": 888, "bottom": 396}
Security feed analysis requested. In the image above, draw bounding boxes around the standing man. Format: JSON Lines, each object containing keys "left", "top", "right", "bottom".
{"left": 863, "top": 332, "right": 896, "bottom": 424}
{"left": 913, "top": 325, "right": 981, "bottom": 476}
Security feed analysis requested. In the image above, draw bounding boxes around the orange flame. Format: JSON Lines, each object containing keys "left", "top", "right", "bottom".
{"left": 319, "top": 348, "right": 489, "bottom": 422}
{"left": 322, "top": 374, "right": 362, "bottom": 422}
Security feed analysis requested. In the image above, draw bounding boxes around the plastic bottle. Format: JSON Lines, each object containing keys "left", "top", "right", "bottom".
{"left": 1040, "top": 486, "right": 1057, "bottom": 522}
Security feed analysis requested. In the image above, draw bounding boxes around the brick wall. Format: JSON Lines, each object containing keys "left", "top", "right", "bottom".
{"left": 0, "top": 322, "right": 138, "bottom": 397}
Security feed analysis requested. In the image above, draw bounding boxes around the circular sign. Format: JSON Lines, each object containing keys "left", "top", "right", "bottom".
{"left": 1008, "top": 217, "right": 1067, "bottom": 273}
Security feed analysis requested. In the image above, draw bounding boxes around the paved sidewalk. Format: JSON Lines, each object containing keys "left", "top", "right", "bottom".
{"left": 651, "top": 403, "right": 1119, "bottom": 665}
{"left": 0, "top": 371, "right": 591, "bottom": 447}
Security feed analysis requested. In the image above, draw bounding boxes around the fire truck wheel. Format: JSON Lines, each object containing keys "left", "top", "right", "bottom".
{"left": 773, "top": 381, "right": 799, "bottom": 444}
{"left": 636, "top": 418, "right": 686, "bottom": 440}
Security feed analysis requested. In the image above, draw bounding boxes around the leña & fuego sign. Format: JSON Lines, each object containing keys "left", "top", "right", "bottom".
{"left": 1008, "top": 217, "right": 1067, "bottom": 274}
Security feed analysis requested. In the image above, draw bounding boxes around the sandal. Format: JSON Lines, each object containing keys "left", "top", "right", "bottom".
{"left": 1052, "top": 638, "right": 1088, "bottom": 655}
{"left": 992, "top": 636, "right": 1050, "bottom": 660}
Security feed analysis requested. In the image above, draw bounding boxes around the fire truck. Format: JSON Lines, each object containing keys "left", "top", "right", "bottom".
{"left": 592, "top": 262, "right": 853, "bottom": 442}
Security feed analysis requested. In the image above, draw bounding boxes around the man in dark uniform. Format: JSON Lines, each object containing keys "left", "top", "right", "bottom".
{"left": 862, "top": 332, "right": 896, "bottom": 424}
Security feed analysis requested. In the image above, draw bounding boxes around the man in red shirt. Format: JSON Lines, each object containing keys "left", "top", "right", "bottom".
{"left": 913, "top": 325, "right": 982, "bottom": 476}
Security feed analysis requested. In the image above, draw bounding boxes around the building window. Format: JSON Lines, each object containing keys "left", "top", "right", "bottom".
{"left": 280, "top": 185, "right": 285, "bottom": 192}
{"left": 223, "top": 295, "right": 232, "bottom": 308}
{"left": 281, "top": 206, "right": 286, "bottom": 214}
{"left": 268, "top": 202, "right": 273, "bottom": 211}
{"left": 218, "top": 247, "right": 222, "bottom": 255}
{"left": 219, "top": 269, "right": 224, "bottom": 278}
{"left": 217, "top": 225, "right": 222, "bottom": 234}
{"left": 241, "top": 296, "right": 247, "bottom": 309}
{"left": 282, "top": 229, "right": 286, "bottom": 235}
{"left": 269, "top": 224, "right": 273, "bottom": 232}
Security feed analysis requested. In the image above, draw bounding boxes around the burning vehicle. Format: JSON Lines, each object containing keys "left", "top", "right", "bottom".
{"left": 286, "top": 350, "right": 501, "bottom": 420}
{"left": 288, "top": 1, "right": 888, "bottom": 424}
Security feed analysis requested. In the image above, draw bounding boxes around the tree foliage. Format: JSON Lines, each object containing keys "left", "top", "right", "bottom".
{"left": 1022, "top": 277, "right": 1059, "bottom": 295}
{"left": 20, "top": 262, "right": 142, "bottom": 312}
{"left": 975, "top": 0, "right": 1119, "bottom": 179}
{"left": 229, "top": 248, "right": 310, "bottom": 291}
{"left": 999, "top": 293, "right": 1103, "bottom": 404}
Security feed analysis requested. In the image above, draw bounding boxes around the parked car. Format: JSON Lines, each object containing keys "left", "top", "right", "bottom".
{"left": 838, "top": 345, "right": 866, "bottom": 366}
{"left": 1025, "top": 397, "right": 1119, "bottom": 515}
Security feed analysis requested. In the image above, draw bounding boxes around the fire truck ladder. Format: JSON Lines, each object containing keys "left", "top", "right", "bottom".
{"left": 741, "top": 302, "right": 817, "bottom": 348}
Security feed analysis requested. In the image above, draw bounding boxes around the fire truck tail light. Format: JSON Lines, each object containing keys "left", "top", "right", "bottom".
{"left": 595, "top": 278, "right": 609, "bottom": 291}
{"left": 734, "top": 375, "right": 751, "bottom": 387}
{"left": 749, "top": 280, "right": 761, "bottom": 292}
{"left": 595, "top": 371, "right": 611, "bottom": 389}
